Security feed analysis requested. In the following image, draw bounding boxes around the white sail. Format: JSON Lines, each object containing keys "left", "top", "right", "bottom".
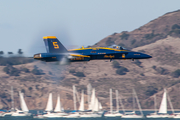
{"left": 19, "top": 91, "right": 29, "bottom": 112}
{"left": 54, "top": 94, "right": 62, "bottom": 112}
{"left": 89, "top": 88, "right": 95, "bottom": 110}
{"left": 159, "top": 89, "right": 167, "bottom": 114}
{"left": 93, "top": 97, "right": 99, "bottom": 111}
{"left": 116, "top": 90, "right": 119, "bottom": 112}
{"left": 73, "top": 85, "right": 77, "bottom": 111}
{"left": 133, "top": 89, "right": 143, "bottom": 116}
{"left": 87, "top": 84, "right": 92, "bottom": 107}
{"left": 11, "top": 86, "right": 15, "bottom": 111}
{"left": 99, "top": 102, "right": 102, "bottom": 110}
{"left": 45, "top": 93, "right": 53, "bottom": 111}
{"left": 79, "top": 90, "right": 84, "bottom": 111}
{"left": 110, "top": 89, "right": 113, "bottom": 113}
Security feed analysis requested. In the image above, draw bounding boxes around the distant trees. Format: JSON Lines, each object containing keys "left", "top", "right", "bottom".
{"left": 0, "top": 49, "right": 23, "bottom": 56}
{"left": 116, "top": 66, "right": 129, "bottom": 75}
{"left": 145, "top": 86, "right": 158, "bottom": 96}
{"left": 144, "top": 32, "right": 160, "bottom": 40}
{"left": 106, "top": 37, "right": 115, "bottom": 46}
{"left": 69, "top": 69, "right": 85, "bottom": 77}
{"left": 3, "top": 65, "right": 20, "bottom": 76}
{"left": 18, "top": 49, "right": 23, "bottom": 55}
{"left": 31, "top": 65, "right": 45, "bottom": 75}
{"left": 0, "top": 57, "right": 33, "bottom": 66}
{"left": 171, "top": 24, "right": 180, "bottom": 30}
{"left": 3, "top": 64, "right": 46, "bottom": 76}
{"left": 0, "top": 51, "right": 4, "bottom": 55}
{"left": 133, "top": 60, "right": 142, "bottom": 67}
{"left": 112, "top": 61, "right": 129, "bottom": 75}
{"left": 21, "top": 67, "right": 30, "bottom": 73}
{"left": 120, "top": 32, "right": 130, "bottom": 40}
{"left": 168, "top": 24, "right": 180, "bottom": 36}
{"left": 112, "top": 61, "right": 120, "bottom": 68}
{"left": 152, "top": 66, "right": 169, "bottom": 75}
{"left": 8, "top": 52, "right": 13, "bottom": 55}
{"left": 171, "top": 69, "right": 180, "bottom": 78}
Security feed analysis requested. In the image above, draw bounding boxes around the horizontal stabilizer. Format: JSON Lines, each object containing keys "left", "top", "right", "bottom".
{"left": 70, "top": 54, "right": 90, "bottom": 58}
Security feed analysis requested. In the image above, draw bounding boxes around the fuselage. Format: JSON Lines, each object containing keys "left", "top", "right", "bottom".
{"left": 34, "top": 47, "right": 152, "bottom": 62}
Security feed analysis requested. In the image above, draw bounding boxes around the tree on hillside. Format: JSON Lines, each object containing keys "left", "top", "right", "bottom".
{"left": 8, "top": 52, "right": 13, "bottom": 55}
{"left": 18, "top": 49, "right": 23, "bottom": 55}
{"left": 3, "top": 65, "right": 20, "bottom": 76}
{"left": 116, "top": 66, "right": 129, "bottom": 75}
{"left": 31, "top": 65, "right": 45, "bottom": 75}
{"left": 0, "top": 51, "right": 4, "bottom": 55}
{"left": 112, "top": 61, "right": 120, "bottom": 68}
{"left": 171, "top": 69, "right": 180, "bottom": 78}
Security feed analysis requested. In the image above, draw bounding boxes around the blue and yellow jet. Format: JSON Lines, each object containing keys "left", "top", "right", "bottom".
{"left": 33, "top": 36, "right": 152, "bottom": 63}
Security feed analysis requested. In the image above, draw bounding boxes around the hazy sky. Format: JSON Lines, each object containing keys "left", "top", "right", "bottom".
{"left": 0, "top": 0, "right": 180, "bottom": 56}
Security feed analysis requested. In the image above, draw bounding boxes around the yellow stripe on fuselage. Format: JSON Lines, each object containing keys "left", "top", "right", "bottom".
{"left": 43, "top": 36, "right": 57, "bottom": 39}
{"left": 70, "top": 54, "right": 90, "bottom": 58}
{"left": 68, "top": 47, "right": 127, "bottom": 52}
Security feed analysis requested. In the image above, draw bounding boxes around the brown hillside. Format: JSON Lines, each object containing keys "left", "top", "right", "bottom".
{"left": 95, "top": 10, "right": 180, "bottom": 49}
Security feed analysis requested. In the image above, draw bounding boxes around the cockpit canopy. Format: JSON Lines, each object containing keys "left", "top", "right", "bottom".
{"left": 108, "top": 45, "right": 127, "bottom": 50}
{"left": 80, "top": 44, "right": 127, "bottom": 50}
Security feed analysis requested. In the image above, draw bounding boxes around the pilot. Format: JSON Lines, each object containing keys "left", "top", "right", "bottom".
{"left": 113, "top": 45, "right": 117, "bottom": 49}
{"left": 120, "top": 46, "right": 123, "bottom": 50}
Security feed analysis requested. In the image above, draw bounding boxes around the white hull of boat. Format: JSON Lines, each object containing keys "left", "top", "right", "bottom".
{"left": 80, "top": 113, "right": 101, "bottom": 118}
{"left": 11, "top": 112, "right": 31, "bottom": 117}
{"left": 146, "top": 114, "right": 173, "bottom": 118}
{"left": 121, "top": 114, "right": 144, "bottom": 118}
{"left": 33, "top": 115, "right": 45, "bottom": 119}
{"left": 104, "top": 113, "right": 122, "bottom": 117}
{"left": 0, "top": 113, "right": 5, "bottom": 117}
{"left": 43, "top": 113, "right": 65, "bottom": 118}
{"left": 174, "top": 115, "right": 180, "bottom": 118}
{"left": 104, "top": 113, "right": 117, "bottom": 117}
{"left": 63, "top": 113, "right": 80, "bottom": 118}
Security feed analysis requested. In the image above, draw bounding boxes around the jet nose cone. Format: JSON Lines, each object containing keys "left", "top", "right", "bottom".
{"left": 142, "top": 53, "right": 152, "bottom": 59}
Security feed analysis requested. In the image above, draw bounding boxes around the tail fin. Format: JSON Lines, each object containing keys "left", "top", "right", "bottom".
{"left": 43, "top": 36, "right": 67, "bottom": 53}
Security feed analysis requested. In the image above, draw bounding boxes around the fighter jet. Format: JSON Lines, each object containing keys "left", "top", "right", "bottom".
{"left": 34, "top": 36, "right": 152, "bottom": 63}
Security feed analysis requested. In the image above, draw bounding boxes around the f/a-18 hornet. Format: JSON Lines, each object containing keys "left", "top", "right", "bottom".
{"left": 34, "top": 36, "right": 152, "bottom": 63}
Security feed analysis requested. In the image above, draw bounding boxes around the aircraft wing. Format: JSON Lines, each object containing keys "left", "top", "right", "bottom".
{"left": 69, "top": 54, "right": 90, "bottom": 58}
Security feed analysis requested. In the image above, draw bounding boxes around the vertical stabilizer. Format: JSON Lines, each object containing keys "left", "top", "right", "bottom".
{"left": 43, "top": 36, "right": 67, "bottom": 53}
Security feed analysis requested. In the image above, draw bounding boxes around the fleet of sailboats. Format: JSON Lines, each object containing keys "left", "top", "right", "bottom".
{"left": 3, "top": 85, "right": 180, "bottom": 119}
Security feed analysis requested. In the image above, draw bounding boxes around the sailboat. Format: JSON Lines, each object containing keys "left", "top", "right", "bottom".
{"left": 78, "top": 90, "right": 90, "bottom": 118}
{"left": 104, "top": 89, "right": 122, "bottom": 117}
{"left": 64, "top": 85, "right": 80, "bottom": 118}
{"left": 43, "top": 93, "right": 67, "bottom": 118}
{"left": 79, "top": 90, "right": 84, "bottom": 111}
{"left": 114, "top": 90, "right": 123, "bottom": 116}
{"left": 121, "top": 89, "right": 144, "bottom": 118}
{"left": 146, "top": 89, "right": 174, "bottom": 118}
{"left": 80, "top": 88, "right": 102, "bottom": 118}
{"left": 4, "top": 86, "right": 16, "bottom": 116}
{"left": 43, "top": 93, "right": 55, "bottom": 118}
{"left": 146, "top": 94, "right": 159, "bottom": 118}
{"left": 54, "top": 94, "right": 67, "bottom": 116}
{"left": 11, "top": 91, "right": 31, "bottom": 116}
